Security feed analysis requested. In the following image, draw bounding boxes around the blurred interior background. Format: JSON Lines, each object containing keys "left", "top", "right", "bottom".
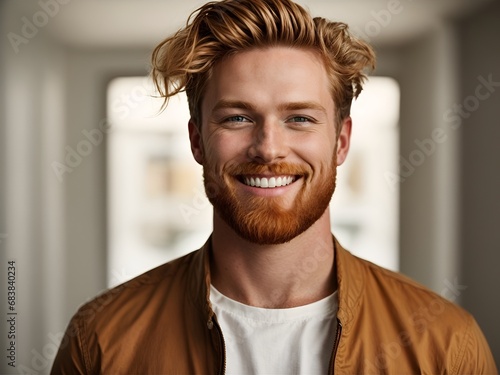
{"left": 1, "top": 0, "right": 499, "bottom": 372}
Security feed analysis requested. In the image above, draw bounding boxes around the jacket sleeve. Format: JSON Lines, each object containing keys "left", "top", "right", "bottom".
{"left": 454, "top": 315, "right": 498, "bottom": 375}
{"left": 50, "top": 312, "right": 91, "bottom": 375}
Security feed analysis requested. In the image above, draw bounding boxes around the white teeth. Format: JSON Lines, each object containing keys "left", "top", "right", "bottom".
{"left": 243, "top": 176, "right": 295, "bottom": 188}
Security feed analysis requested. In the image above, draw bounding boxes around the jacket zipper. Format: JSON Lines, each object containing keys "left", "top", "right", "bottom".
{"left": 210, "top": 318, "right": 227, "bottom": 375}
{"left": 328, "top": 319, "right": 343, "bottom": 375}
{"left": 210, "top": 315, "right": 340, "bottom": 375}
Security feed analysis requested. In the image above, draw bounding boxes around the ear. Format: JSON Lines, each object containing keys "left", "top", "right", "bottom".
{"left": 336, "top": 116, "right": 352, "bottom": 166}
{"left": 188, "top": 119, "right": 204, "bottom": 165}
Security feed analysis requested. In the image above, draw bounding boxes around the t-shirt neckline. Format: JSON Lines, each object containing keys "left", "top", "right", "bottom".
{"left": 210, "top": 284, "right": 338, "bottom": 323}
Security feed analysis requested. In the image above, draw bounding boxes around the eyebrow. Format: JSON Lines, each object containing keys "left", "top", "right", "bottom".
{"left": 211, "top": 100, "right": 327, "bottom": 114}
{"left": 212, "top": 100, "right": 256, "bottom": 112}
{"left": 277, "top": 101, "right": 327, "bottom": 113}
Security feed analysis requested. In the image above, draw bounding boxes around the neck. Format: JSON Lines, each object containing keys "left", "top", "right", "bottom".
{"left": 210, "top": 210, "right": 336, "bottom": 308}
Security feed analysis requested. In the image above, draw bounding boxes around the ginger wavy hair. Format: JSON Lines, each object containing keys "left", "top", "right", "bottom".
{"left": 151, "top": 0, "right": 376, "bottom": 129}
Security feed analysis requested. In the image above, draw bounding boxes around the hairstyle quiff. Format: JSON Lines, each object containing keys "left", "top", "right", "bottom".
{"left": 151, "top": 0, "right": 376, "bottom": 128}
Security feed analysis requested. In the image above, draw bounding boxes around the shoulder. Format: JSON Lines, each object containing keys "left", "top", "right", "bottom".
{"left": 344, "top": 248, "right": 463, "bottom": 316}
{"left": 51, "top": 247, "right": 212, "bottom": 373}
{"left": 79, "top": 249, "right": 201, "bottom": 322}
{"left": 62, "top": 248, "right": 206, "bottom": 350}
{"left": 343, "top": 251, "right": 497, "bottom": 373}
{"left": 354, "top": 252, "right": 470, "bottom": 330}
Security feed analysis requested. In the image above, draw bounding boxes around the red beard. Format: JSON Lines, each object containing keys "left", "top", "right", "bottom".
{"left": 202, "top": 155, "right": 337, "bottom": 245}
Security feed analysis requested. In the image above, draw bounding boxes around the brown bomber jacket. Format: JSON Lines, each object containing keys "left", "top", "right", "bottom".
{"left": 51, "top": 236, "right": 498, "bottom": 374}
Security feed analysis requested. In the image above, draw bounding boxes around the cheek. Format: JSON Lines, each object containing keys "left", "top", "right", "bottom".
{"left": 202, "top": 132, "right": 246, "bottom": 168}
{"left": 293, "top": 134, "right": 336, "bottom": 167}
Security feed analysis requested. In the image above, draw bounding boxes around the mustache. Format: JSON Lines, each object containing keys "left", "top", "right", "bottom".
{"left": 224, "top": 162, "right": 311, "bottom": 176}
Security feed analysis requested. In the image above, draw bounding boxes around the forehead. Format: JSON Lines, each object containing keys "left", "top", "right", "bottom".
{"left": 217, "top": 46, "right": 327, "bottom": 76}
{"left": 202, "top": 46, "right": 333, "bottom": 114}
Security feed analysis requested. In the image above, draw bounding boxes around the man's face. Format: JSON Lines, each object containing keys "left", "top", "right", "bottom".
{"left": 189, "top": 46, "right": 351, "bottom": 244}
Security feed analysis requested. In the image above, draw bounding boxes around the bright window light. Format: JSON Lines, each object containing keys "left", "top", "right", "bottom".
{"left": 106, "top": 76, "right": 400, "bottom": 287}
{"left": 331, "top": 77, "right": 400, "bottom": 271}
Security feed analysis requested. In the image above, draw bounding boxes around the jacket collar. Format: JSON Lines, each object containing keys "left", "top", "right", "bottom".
{"left": 333, "top": 236, "right": 365, "bottom": 325}
{"left": 189, "top": 234, "right": 364, "bottom": 327}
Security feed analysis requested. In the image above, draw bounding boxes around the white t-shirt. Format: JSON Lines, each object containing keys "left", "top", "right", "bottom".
{"left": 210, "top": 285, "right": 339, "bottom": 375}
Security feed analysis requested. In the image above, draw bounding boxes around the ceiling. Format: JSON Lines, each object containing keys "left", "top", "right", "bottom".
{"left": 5, "top": 0, "right": 494, "bottom": 49}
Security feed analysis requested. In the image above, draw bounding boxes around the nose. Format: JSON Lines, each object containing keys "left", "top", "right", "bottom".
{"left": 247, "top": 120, "right": 288, "bottom": 163}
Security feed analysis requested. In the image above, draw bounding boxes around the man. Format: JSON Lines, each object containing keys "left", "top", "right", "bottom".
{"left": 52, "top": 0, "right": 497, "bottom": 373}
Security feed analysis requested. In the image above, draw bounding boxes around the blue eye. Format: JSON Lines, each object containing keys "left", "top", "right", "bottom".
{"left": 289, "top": 116, "right": 312, "bottom": 123}
{"left": 224, "top": 116, "right": 249, "bottom": 123}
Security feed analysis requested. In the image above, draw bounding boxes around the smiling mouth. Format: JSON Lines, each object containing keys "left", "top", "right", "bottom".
{"left": 241, "top": 175, "right": 297, "bottom": 188}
